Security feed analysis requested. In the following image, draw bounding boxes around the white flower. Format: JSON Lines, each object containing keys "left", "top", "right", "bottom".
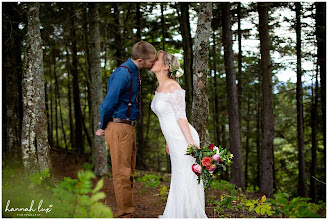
{"left": 213, "top": 146, "right": 220, "bottom": 154}
{"left": 230, "top": 153, "right": 234, "bottom": 159}
{"left": 175, "top": 68, "right": 184, "bottom": 78}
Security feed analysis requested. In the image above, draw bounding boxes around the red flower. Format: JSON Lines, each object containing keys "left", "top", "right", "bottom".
{"left": 206, "top": 164, "right": 217, "bottom": 172}
{"left": 208, "top": 144, "right": 215, "bottom": 150}
{"left": 202, "top": 157, "right": 212, "bottom": 167}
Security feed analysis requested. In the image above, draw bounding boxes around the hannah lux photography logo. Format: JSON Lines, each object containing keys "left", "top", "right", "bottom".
{"left": 5, "top": 199, "right": 53, "bottom": 217}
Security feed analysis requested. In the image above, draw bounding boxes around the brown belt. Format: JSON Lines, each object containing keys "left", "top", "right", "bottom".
{"left": 110, "top": 118, "right": 136, "bottom": 126}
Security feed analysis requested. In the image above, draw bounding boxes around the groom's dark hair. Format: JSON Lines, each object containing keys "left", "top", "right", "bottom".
{"left": 131, "top": 41, "right": 156, "bottom": 60}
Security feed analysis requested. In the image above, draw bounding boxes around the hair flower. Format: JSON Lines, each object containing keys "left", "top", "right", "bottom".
{"left": 172, "top": 68, "right": 184, "bottom": 78}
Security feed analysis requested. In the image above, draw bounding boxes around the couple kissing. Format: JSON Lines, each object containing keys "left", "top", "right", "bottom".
{"left": 95, "top": 41, "right": 207, "bottom": 218}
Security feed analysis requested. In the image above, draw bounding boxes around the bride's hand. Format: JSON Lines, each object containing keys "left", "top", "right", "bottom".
{"left": 166, "top": 143, "right": 170, "bottom": 155}
{"left": 193, "top": 144, "right": 200, "bottom": 149}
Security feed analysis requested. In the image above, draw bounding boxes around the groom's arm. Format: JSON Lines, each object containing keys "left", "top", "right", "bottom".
{"left": 100, "top": 70, "right": 129, "bottom": 130}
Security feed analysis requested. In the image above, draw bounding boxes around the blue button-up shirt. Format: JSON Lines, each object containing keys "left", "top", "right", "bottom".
{"left": 100, "top": 59, "right": 139, "bottom": 130}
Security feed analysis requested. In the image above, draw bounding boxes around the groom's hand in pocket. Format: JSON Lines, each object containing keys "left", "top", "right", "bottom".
{"left": 166, "top": 143, "right": 170, "bottom": 155}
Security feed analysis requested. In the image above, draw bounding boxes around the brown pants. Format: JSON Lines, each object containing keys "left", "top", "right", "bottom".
{"left": 105, "top": 121, "right": 137, "bottom": 218}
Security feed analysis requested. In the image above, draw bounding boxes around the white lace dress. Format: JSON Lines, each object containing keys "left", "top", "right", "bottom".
{"left": 151, "top": 89, "right": 207, "bottom": 218}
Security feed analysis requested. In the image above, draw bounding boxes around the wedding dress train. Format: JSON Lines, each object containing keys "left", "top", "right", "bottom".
{"left": 151, "top": 89, "right": 207, "bottom": 218}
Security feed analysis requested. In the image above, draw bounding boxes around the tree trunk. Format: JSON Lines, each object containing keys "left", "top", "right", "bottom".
{"left": 212, "top": 32, "right": 220, "bottom": 146}
{"left": 65, "top": 46, "right": 75, "bottom": 152}
{"left": 83, "top": 4, "right": 93, "bottom": 135}
{"left": 161, "top": 3, "right": 166, "bottom": 50}
{"left": 45, "top": 82, "right": 52, "bottom": 149}
{"left": 179, "top": 3, "right": 193, "bottom": 120}
{"left": 192, "top": 2, "right": 212, "bottom": 147}
{"left": 258, "top": 2, "right": 274, "bottom": 198}
{"left": 49, "top": 66, "right": 54, "bottom": 149}
{"left": 137, "top": 80, "right": 146, "bottom": 169}
{"left": 237, "top": 2, "right": 243, "bottom": 138}
{"left": 315, "top": 2, "right": 326, "bottom": 172}
{"left": 221, "top": 2, "right": 244, "bottom": 189}
{"left": 136, "top": 3, "right": 141, "bottom": 41}
{"left": 113, "top": 3, "right": 124, "bottom": 66}
{"left": 89, "top": 3, "right": 109, "bottom": 176}
{"left": 21, "top": 3, "right": 42, "bottom": 174}
{"left": 310, "top": 67, "right": 318, "bottom": 203}
{"left": 245, "top": 98, "right": 250, "bottom": 188}
{"left": 53, "top": 51, "right": 68, "bottom": 151}
{"left": 256, "top": 76, "right": 261, "bottom": 189}
{"left": 295, "top": 2, "right": 307, "bottom": 197}
{"left": 3, "top": 2, "right": 23, "bottom": 167}
{"left": 70, "top": 5, "right": 84, "bottom": 154}
{"left": 54, "top": 53, "right": 59, "bottom": 148}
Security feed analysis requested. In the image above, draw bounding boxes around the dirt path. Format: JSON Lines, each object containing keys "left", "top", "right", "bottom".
{"left": 51, "top": 150, "right": 218, "bottom": 218}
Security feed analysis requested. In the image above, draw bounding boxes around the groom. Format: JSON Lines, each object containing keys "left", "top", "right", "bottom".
{"left": 95, "top": 41, "right": 156, "bottom": 218}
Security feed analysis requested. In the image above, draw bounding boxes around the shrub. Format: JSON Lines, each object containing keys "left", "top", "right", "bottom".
{"left": 2, "top": 167, "right": 113, "bottom": 218}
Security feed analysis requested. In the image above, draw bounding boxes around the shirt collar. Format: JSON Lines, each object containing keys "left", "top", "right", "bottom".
{"left": 125, "top": 58, "right": 139, "bottom": 74}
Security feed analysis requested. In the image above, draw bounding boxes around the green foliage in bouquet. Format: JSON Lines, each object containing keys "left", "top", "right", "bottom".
{"left": 186, "top": 144, "right": 233, "bottom": 188}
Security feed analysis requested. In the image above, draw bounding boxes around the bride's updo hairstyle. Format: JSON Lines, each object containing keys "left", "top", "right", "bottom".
{"left": 158, "top": 50, "right": 180, "bottom": 80}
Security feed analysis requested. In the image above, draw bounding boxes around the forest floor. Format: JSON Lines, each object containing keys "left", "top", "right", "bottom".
{"left": 49, "top": 150, "right": 280, "bottom": 218}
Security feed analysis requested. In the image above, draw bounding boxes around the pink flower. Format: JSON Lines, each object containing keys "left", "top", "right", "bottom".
{"left": 192, "top": 164, "right": 202, "bottom": 176}
{"left": 202, "top": 157, "right": 212, "bottom": 167}
{"left": 206, "top": 164, "right": 217, "bottom": 173}
{"left": 208, "top": 144, "right": 215, "bottom": 150}
{"left": 212, "top": 154, "right": 220, "bottom": 162}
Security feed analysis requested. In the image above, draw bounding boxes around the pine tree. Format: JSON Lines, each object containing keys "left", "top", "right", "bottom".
{"left": 192, "top": 2, "right": 212, "bottom": 147}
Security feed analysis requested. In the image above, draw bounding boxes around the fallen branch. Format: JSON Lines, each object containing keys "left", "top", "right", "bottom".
{"left": 312, "top": 176, "right": 326, "bottom": 185}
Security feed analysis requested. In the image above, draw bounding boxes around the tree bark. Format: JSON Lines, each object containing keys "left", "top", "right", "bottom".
{"left": 315, "top": 2, "right": 326, "bottom": 172}
{"left": 310, "top": 67, "right": 318, "bottom": 203}
{"left": 83, "top": 4, "right": 93, "bottom": 134}
{"left": 136, "top": 79, "right": 146, "bottom": 169}
{"left": 45, "top": 82, "right": 52, "bottom": 149}
{"left": 161, "top": 3, "right": 166, "bottom": 50}
{"left": 245, "top": 98, "right": 250, "bottom": 188}
{"left": 256, "top": 77, "right": 261, "bottom": 189}
{"left": 65, "top": 46, "right": 75, "bottom": 152}
{"left": 295, "top": 2, "right": 307, "bottom": 197}
{"left": 3, "top": 2, "right": 23, "bottom": 167}
{"left": 237, "top": 2, "right": 243, "bottom": 137}
{"left": 221, "top": 2, "right": 244, "bottom": 189}
{"left": 70, "top": 5, "right": 84, "bottom": 154}
{"left": 53, "top": 51, "right": 68, "bottom": 151}
{"left": 22, "top": 3, "right": 47, "bottom": 174}
{"left": 212, "top": 32, "right": 220, "bottom": 147}
{"left": 53, "top": 51, "right": 59, "bottom": 148}
{"left": 113, "top": 3, "right": 124, "bottom": 66}
{"left": 192, "top": 2, "right": 212, "bottom": 147}
{"left": 258, "top": 2, "right": 274, "bottom": 198}
{"left": 89, "top": 3, "right": 109, "bottom": 176}
{"left": 136, "top": 3, "right": 141, "bottom": 41}
{"left": 179, "top": 3, "right": 193, "bottom": 120}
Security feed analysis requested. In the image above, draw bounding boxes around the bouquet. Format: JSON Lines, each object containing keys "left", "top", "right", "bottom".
{"left": 186, "top": 144, "right": 233, "bottom": 188}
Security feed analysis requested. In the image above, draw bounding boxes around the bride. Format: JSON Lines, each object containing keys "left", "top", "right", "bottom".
{"left": 150, "top": 50, "right": 207, "bottom": 218}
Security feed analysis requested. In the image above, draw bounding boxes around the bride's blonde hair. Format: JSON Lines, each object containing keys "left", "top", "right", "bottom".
{"left": 158, "top": 50, "right": 180, "bottom": 79}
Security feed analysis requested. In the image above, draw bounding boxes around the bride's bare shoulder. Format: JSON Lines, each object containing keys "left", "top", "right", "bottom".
{"left": 167, "top": 82, "right": 182, "bottom": 93}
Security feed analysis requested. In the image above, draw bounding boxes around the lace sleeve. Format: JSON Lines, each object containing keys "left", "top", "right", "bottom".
{"left": 169, "top": 90, "right": 187, "bottom": 120}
